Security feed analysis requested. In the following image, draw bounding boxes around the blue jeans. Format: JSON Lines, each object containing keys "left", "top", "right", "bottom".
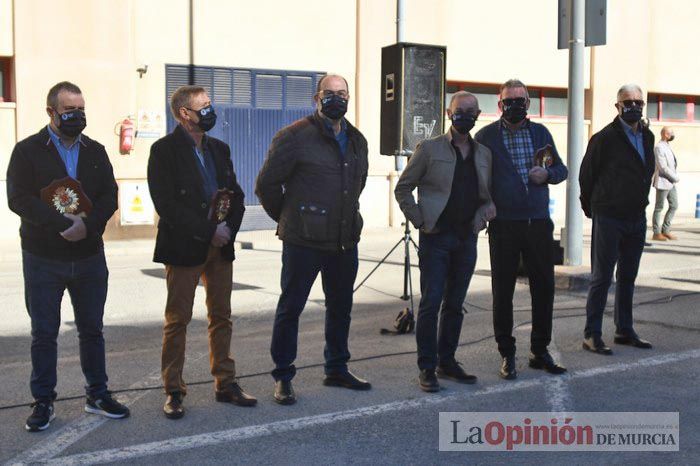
{"left": 584, "top": 215, "right": 646, "bottom": 338}
{"left": 416, "top": 230, "right": 477, "bottom": 370}
{"left": 22, "top": 250, "right": 109, "bottom": 401}
{"left": 271, "top": 242, "right": 359, "bottom": 382}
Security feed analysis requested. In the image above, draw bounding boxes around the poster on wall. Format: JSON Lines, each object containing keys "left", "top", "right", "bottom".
{"left": 136, "top": 109, "right": 165, "bottom": 138}
{"left": 119, "top": 181, "right": 155, "bottom": 225}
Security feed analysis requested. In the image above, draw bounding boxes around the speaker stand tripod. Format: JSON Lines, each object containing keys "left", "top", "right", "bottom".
{"left": 354, "top": 217, "right": 420, "bottom": 313}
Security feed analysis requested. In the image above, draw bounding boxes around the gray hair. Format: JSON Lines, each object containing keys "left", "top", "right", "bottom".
{"left": 449, "top": 90, "right": 479, "bottom": 110}
{"left": 170, "top": 85, "right": 206, "bottom": 120}
{"left": 500, "top": 79, "right": 529, "bottom": 99}
{"left": 616, "top": 83, "right": 643, "bottom": 101}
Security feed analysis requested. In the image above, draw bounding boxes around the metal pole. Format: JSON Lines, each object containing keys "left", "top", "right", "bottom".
{"left": 564, "top": 0, "right": 584, "bottom": 266}
{"left": 394, "top": 0, "right": 406, "bottom": 171}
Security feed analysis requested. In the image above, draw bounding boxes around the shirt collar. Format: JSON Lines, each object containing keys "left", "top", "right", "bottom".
{"left": 618, "top": 116, "right": 640, "bottom": 136}
{"left": 46, "top": 124, "right": 86, "bottom": 148}
{"left": 500, "top": 117, "right": 530, "bottom": 133}
{"left": 178, "top": 124, "right": 208, "bottom": 148}
{"left": 319, "top": 112, "right": 347, "bottom": 136}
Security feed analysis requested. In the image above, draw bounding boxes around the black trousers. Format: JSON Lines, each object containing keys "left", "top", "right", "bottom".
{"left": 488, "top": 219, "right": 555, "bottom": 357}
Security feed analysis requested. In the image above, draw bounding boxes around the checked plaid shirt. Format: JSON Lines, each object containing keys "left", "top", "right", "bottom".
{"left": 501, "top": 120, "right": 534, "bottom": 186}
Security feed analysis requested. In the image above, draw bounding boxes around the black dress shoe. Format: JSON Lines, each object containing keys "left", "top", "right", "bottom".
{"left": 436, "top": 362, "right": 477, "bottom": 384}
{"left": 582, "top": 336, "right": 612, "bottom": 355}
{"left": 323, "top": 371, "right": 372, "bottom": 390}
{"left": 499, "top": 355, "right": 517, "bottom": 380}
{"left": 528, "top": 352, "right": 567, "bottom": 374}
{"left": 216, "top": 382, "right": 257, "bottom": 407}
{"left": 614, "top": 334, "right": 653, "bottom": 349}
{"left": 163, "top": 392, "right": 184, "bottom": 420}
{"left": 419, "top": 369, "right": 440, "bottom": 392}
{"left": 274, "top": 380, "right": 296, "bottom": 405}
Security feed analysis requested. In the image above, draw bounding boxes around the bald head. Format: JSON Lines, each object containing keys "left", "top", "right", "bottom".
{"left": 661, "top": 126, "right": 675, "bottom": 142}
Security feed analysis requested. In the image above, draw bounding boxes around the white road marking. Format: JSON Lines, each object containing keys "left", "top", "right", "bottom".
{"left": 7, "top": 351, "right": 207, "bottom": 465}
{"left": 544, "top": 344, "right": 572, "bottom": 417}
{"left": 30, "top": 348, "right": 700, "bottom": 466}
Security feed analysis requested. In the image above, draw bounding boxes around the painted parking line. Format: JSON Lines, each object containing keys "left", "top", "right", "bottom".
{"left": 24, "top": 348, "right": 700, "bottom": 466}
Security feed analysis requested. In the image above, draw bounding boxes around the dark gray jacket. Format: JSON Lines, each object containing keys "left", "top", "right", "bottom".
{"left": 255, "top": 112, "right": 369, "bottom": 252}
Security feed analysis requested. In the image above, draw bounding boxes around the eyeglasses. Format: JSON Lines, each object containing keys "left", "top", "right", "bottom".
{"left": 319, "top": 90, "right": 349, "bottom": 99}
{"left": 619, "top": 99, "right": 645, "bottom": 108}
{"left": 501, "top": 97, "right": 527, "bottom": 107}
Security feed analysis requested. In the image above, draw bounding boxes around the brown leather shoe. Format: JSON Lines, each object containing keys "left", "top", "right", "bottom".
{"left": 652, "top": 233, "right": 667, "bottom": 241}
{"left": 662, "top": 232, "right": 678, "bottom": 240}
{"left": 215, "top": 382, "right": 257, "bottom": 407}
{"left": 163, "top": 392, "right": 185, "bottom": 420}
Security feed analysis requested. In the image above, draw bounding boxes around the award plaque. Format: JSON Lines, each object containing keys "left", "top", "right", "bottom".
{"left": 209, "top": 189, "right": 236, "bottom": 223}
{"left": 534, "top": 144, "right": 554, "bottom": 168}
{"left": 40, "top": 177, "right": 93, "bottom": 217}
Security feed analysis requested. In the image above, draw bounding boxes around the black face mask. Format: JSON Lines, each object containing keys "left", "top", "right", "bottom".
{"left": 191, "top": 105, "right": 217, "bottom": 132}
{"left": 55, "top": 109, "right": 87, "bottom": 138}
{"left": 620, "top": 105, "right": 643, "bottom": 124}
{"left": 502, "top": 99, "right": 528, "bottom": 124}
{"left": 668, "top": 135, "right": 675, "bottom": 142}
{"left": 451, "top": 110, "right": 477, "bottom": 135}
{"left": 320, "top": 94, "right": 348, "bottom": 120}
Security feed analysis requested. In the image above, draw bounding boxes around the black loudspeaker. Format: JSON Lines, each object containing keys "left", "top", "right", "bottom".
{"left": 380, "top": 42, "right": 447, "bottom": 156}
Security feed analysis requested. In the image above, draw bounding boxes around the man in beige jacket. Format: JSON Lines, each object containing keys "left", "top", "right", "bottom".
{"left": 652, "top": 126, "right": 680, "bottom": 241}
{"left": 395, "top": 91, "right": 495, "bottom": 392}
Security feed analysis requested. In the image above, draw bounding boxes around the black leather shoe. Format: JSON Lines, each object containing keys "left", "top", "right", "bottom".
{"left": 436, "top": 361, "right": 477, "bottom": 384}
{"left": 216, "top": 382, "right": 257, "bottom": 407}
{"left": 418, "top": 369, "right": 440, "bottom": 392}
{"left": 273, "top": 380, "right": 296, "bottom": 405}
{"left": 163, "top": 392, "right": 184, "bottom": 420}
{"left": 614, "top": 334, "right": 653, "bottom": 349}
{"left": 499, "top": 356, "right": 517, "bottom": 380}
{"left": 323, "top": 371, "right": 372, "bottom": 390}
{"left": 582, "top": 336, "right": 613, "bottom": 355}
{"left": 528, "top": 352, "right": 567, "bottom": 374}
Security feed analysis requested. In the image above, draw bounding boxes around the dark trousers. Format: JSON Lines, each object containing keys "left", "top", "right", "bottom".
{"left": 416, "top": 230, "right": 477, "bottom": 370}
{"left": 22, "top": 250, "right": 109, "bottom": 401}
{"left": 270, "top": 242, "right": 358, "bottom": 382}
{"left": 488, "top": 219, "right": 555, "bottom": 357}
{"left": 584, "top": 214, "right": 646, "bottom": 338}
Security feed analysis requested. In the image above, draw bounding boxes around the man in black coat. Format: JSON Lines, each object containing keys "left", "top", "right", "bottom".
{"left": 579, "top": 83, "right": 656, "bottom": 355}
{"left": 256, "top": 74, "right": 370, "bottom": 405}
{"left": 7, "top": 81, "right": 129, "bottom": 432}
{"left": 148, "top": 85, "right": 254, "bottom": 419}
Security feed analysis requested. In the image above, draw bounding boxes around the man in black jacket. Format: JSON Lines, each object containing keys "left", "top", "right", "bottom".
{"left": 579, "top": 84, "right": 655, "bottom": 355}
{"left": 148, "top": 85, "right": 254, "bottom": 419}
{"left": 256, "top": 74, "right": 370, "bottom": 405}
{"left": 7, "top": 81, "right": 129, "bottom": 432}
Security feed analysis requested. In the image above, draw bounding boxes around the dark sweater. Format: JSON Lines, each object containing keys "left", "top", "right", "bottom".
{"left": 6, "top": 127, "right": 118, "bottom": 261}
{"left": 475, "top": 119, "right": 568, "bottom": 221}
{"left": 579, "top": 118, "right": 655, "bottom": 220}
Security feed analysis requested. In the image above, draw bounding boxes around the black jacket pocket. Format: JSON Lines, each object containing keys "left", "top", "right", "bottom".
{"left": 299, "top": 204, "right": 329, "bottom": 242}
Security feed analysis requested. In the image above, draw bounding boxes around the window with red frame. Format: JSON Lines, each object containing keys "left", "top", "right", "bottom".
{"left": 647, "top": 94, "right": 699, "bottom": 122}
{"left": 0, "top": 57, "right": 13, "bottom": 103}
{"left": 446, "top": 82, "right": 570, "bottom": 118}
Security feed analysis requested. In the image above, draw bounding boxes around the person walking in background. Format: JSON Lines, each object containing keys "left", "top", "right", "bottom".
{"left": 651, "top": 126, "right": 680, "bottom": 241}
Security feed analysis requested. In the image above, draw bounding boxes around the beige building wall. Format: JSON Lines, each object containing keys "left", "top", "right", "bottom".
{"left": 1, "top": 0, "right": 699, "bottom": 240}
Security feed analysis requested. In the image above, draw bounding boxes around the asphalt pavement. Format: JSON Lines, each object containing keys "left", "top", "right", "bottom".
{"left": 0, "top": 221, "right": 699, "bottom": 465}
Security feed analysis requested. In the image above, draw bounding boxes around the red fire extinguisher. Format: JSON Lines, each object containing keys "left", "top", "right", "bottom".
{"left": 119, "top": 118, "right": 135, "bottom": 155}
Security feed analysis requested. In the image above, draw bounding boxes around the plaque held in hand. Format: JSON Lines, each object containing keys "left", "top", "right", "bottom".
{"left": 209, "top": 188, "right": 237, "bottom": 223}
{"left": 534, "top": 144, "right": 554, "bottom": 168}
{"left": 40, "top": 177, "right": 93, "bottom": 217}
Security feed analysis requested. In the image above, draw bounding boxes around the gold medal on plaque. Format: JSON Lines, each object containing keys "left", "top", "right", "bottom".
{"left": 40, "top": 177, "right": 93, "bottom": 217}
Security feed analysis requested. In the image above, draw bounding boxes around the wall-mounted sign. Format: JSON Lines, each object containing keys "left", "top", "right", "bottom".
{"left": 119, "top": 181, "right": 155, "bottom": 225}
{"left": 136, "top": 109, "right": 165, "bottom": 138}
